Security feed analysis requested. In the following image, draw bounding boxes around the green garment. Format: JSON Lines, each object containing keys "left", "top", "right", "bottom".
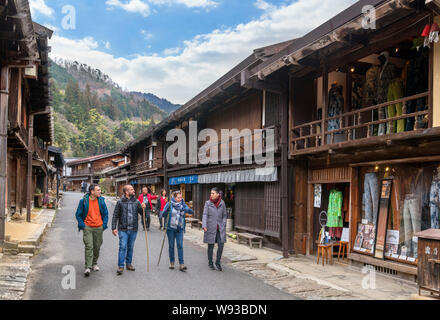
{"left": 387, "top": 79, "right": 405, "bottom": 134}
{"left": 327, "top": 190, "right": 343, "bottom": 228}
{"left": 83, "top": 226, "right": 103, "bottom": 268}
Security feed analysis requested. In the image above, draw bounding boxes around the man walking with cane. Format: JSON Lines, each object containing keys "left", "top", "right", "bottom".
{"left": 75, "top": 184, "right": 109, "bottom": 277}
{"left": 112, "top": 185, "right": 144, "bottom": 276}
{"left": 138, "top": 187, "right": 158, "bottom": 231}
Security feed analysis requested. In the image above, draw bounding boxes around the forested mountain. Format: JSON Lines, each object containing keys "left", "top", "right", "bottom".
{"left": 50, "top": 58, "right": 179, "bottom": 157}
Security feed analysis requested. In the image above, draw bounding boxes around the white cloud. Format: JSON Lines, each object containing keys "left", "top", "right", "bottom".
{"left": 149, "top": 0, "right": 218, "bottom": 9}
{"left": 29, "top": 0, "right": 55, "bottom": 17}
{"left": 141, "top": 29, "right": 153, "bottom": 40}
{"left": 163, "top": 47, "right": 182, "bottom": 56}
{"left": 50, "top": 0, "right": 357, "bottom": 104}
{"left": 105, "top": 0, "right": 151, "bottom": 17}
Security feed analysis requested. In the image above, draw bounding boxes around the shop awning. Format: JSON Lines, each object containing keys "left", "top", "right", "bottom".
{"left": 115, "top": 177, "right": 128, "bottom": 183}
{"left": 198, "top": 167, "right": 278, "bottom": 184}
{"left": 68, "top": 177, "right": 89, "bottom": 182}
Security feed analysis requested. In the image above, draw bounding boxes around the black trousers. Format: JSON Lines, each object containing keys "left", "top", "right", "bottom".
{"left": 141, "top": 211, "right": 151, "bottom": 229}
{"left": 207, "top": 230, "right": 224, "bottom": 265}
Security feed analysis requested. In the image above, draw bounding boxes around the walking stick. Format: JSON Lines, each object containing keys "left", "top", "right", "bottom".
{"left": 142, "top": 207, "right": 149, "bottom": 272}
{"left": 157, "top": 191, "right": 172, "bottom": 267}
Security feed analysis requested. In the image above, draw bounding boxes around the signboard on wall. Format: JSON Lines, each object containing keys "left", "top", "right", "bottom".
{"left": 374, "top": 179, "right": 393, "bottom": 259}
{"left": 169, "top": 175, "right": 199, "bottom": 186}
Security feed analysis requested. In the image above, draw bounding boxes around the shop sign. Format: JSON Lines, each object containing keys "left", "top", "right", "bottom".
{"left": 169, "top": 175, "right": 199, "bottom": 186}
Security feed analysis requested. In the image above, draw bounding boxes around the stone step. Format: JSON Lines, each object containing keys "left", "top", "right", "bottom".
{"left": 18, "top": 245, "right": 37, "bottom": 254}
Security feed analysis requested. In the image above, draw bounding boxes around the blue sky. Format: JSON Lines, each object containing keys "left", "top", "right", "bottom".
{"left": 29, "top": 0, "right": 357, "bottom": 104}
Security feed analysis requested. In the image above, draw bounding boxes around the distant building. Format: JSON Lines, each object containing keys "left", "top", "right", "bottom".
{"left": 66, "top": 153, "right": 128, "bottom": 191}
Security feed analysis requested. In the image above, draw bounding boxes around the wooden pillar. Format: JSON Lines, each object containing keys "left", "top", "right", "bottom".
{"left": 15, "top": 157, "right": 20, "bottom": 212}
{"left": 433, "top": 15, "right": 440, "bottom": 127}
{"left": 321, "top": 62, "right": 329, "bottom": 145}
{"left": 163, "top": 142, "right": 169, "bottom": 192}
{"left": 27, "top": 114, "right": 34, "bottom": 223}
{"left": 0, "top": 66, "right": 9, "bottom": 244}
{"left": 281, "top": 89, "right": 290, "bottom": 258}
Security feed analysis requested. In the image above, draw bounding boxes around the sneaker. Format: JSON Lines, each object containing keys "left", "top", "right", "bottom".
{"left": 126, "top": 265, "right": 136, "bottom": 271}
{"left": 169, "top": 263, "right": 175, "bottom": 270}
{"left": 92, "top": 265, "right": 100, "bottom": 272}
{"left": 116, "top": 267, "right": 124, "bottom": 276}
{"left": 209, "top": 263, "right": 215, "bottom": 270}
{"left": 179, "top": 265, "right": 188, "bottom": 272}
{"left": 215, "top": 263, "right": 223, "bottom": 272}
{"left": 84, "top": 268, "right": 91, "bottom": 277}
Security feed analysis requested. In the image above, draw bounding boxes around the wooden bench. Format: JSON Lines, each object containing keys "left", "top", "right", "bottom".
{"left": 185, "top": 218, "right": 199, "bottom": 229}
{"left": 237, "top": 233, "right": 263, "bottom": 249}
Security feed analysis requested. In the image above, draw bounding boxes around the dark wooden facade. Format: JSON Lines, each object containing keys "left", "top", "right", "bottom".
{"left": 1, "top": 0, "right": 55, "bottom": 242}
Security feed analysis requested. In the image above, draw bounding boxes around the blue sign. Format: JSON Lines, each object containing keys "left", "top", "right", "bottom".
{"left": 169, "top": 175, "right": 198, "bottom": 186}
{"left": 130, "top": 179, "right": 138, "bottom": 185}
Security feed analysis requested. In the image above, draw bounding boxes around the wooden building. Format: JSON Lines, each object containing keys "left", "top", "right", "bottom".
{"left": 123, "top": 41, "right": 291, "bottom": 250}
{"left": 239, "top": 0, "right": 440, "bottom": 280}
{"left": 1, "top": 0, "right": 55, "bottom": 243}
{"left": 122, "top": 0, "right": 440, "bottom": 281}
{"left": 66, "top": 153, "right": 128, "bottom": 191}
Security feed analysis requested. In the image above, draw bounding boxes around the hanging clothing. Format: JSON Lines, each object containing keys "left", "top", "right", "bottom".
{"left": 329, "top": 227, "right": 343, "bottom": 239}
{"left": 363, "top": 65, "right": 380, "bottom": 107}
{"left": 387, "top": 79, "right": 405, "bottom": 134}
{"left": 351, "top": 77, "right": 364, "bottom": 110}
{"left": 406, "top": 46, "right": 429, "bottom": 131}
{"left": 430, "top": 180, "right": 440, "bottom": 229}
{"left": 363, "top": 173, "right": 379, "bottom": 224}
{"left": 377, "top": 62, "right": 399, "bottom": 136}
{"left": 327, "top": 190, "right": 343, "bottom": 228}
{"left": 327, "top": 84, "right": 345, "bottom": 144}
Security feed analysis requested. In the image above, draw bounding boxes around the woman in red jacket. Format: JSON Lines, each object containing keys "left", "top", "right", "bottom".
{"left": 155, "top": 189, "right": 168, "bottom": 230}
{"left": 138, "top": 187, "right": 158, "bottom": 231}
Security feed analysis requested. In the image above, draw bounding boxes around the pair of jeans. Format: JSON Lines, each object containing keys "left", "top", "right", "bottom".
{"left": 118, "top": 230, "right": 138, "bottom": 268}
{"left": 402, "top": 197, "right": 421, "bottom": 257}
{"left": 167, "top": 228, "right": 184, "bottom": 265}
{"left": 363, "top": 173, "right": 379, "bottom": 224}
{"left": 430, "top": 181, "right": 440, "bottom": 229}
{"left": 207, "top": 230, "right": 225, "bottom": 265}
{"left": 83, "top": 226, "right": 103, "bottom": 269}
{"left": 405, "top": 98, "right": 427, "bottom": 131}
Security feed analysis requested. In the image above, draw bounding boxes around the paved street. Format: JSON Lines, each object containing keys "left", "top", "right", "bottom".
{"left": 23, "top": 192, "right": 295, "bottom": 300}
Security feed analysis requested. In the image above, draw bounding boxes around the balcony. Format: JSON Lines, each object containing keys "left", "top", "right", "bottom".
{"left": 134, "top": 159, "right": 158, "bottom": 174}
{"left": 290, "top": 92, "right": 430, "bottom": 156}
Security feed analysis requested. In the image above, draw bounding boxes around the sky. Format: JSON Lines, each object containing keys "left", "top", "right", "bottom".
{"left": 30, "top": 0, "right": 358, "bottom": 104}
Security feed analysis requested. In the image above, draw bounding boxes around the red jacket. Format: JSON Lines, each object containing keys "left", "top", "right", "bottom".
{"left": 138, "top": 193, "right": 158, "bottom": 210}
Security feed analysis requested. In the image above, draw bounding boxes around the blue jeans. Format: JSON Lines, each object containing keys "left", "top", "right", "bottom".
{"left": 363, "top": 173, "right": 379, "bottom": 224}
{"left": 118, "top": 230, "right": 138, "bottom": 268}
{"left": 167, "top": 228, "right": 184, "bottom": 265}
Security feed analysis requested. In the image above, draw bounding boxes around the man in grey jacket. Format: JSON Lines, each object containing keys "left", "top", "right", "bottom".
{"left": 112, "top": 185, "right": 144, "bottom": 276}
{"left": 202, "top": 187, "right": 227, "bottom": 271}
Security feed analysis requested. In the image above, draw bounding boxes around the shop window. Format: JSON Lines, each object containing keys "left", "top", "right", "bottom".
{"left": 355, "top": 163, "right": 440, "bottom": 263}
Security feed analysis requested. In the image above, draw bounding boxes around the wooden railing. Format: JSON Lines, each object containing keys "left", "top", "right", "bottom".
{"left": 134, "top": 159, "right": 158, "bottom": 173}
{"left": 291, "top": 92, "right": 430, "bottom": 153}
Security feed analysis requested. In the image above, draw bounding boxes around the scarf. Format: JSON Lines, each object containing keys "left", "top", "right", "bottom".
{"left": 210, "top": 196, "right": 222, "bottom": 208}
{"left": 170, "top": 198, "right": 185, "bottom": 231}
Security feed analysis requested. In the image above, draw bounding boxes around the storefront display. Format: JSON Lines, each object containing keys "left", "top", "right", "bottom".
{"left": 355, "top": 163, "right": 440, "bottom": 264}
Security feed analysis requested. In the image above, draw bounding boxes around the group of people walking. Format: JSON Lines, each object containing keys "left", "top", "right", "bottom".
{"left": 75, "top": 184, "right": 227, "bottom": 277}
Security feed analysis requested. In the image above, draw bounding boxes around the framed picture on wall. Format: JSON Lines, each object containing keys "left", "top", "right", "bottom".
{"left": 374, "top": 179, "right": 393, "bottom": 259}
